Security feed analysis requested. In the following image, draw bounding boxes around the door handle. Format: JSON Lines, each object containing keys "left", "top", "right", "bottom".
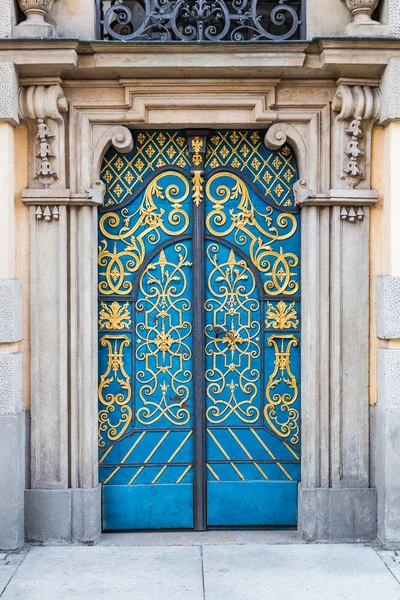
{"left": 213, "top": 325, "right": 228, "bottom": 338}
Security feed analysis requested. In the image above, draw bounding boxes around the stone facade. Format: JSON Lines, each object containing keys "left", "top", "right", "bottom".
{"left": 0, "top": 0, "right": 399, "bottom": 549}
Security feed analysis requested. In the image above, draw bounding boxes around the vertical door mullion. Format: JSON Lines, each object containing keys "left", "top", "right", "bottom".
{"left": 192, "top": 194, "right": 206, "bottom": 531}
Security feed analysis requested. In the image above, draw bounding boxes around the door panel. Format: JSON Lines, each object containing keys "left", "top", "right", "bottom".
{"left": 98, "top": 139, "right": 195, "bottom": 530}
{"left": 98, "top": 129, "right": 300, "bottom": 531}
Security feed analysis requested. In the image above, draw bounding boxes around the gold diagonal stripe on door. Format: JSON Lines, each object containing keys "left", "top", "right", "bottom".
{"left": 128, "top": 431, "right": 170, "bottom": 485}
{"left": 99, "top": 444, "right": 114, "bottom": 464}
{"left": 102, "top": 432, "right": 147, "bottom": 485}
{"left": 283, "top": 442, "right": 300, "bottom": 460}
{"left": 176, "top": 465, "right": 192, "bottom": 484}
{"left": 151, "top": 431, "right": 193, "bottom": 484}
{"left": 207, "top": 429, "right": 245, "bottom": 481}
{"left": 206, "top": 464, "right": 220, "bottom": 481}
{"left": 228, "top": 428, "right": 268, "bottom": 481}
{"left": 250, "top": 428, "right": 292, "bottom": 481}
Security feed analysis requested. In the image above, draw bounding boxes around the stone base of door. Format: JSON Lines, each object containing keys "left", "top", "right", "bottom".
{"left": 0, "top": 412, "right": 25, "bottom": 551}
{"left": 298, "top": 484, "right": 377, "bottom": 542}
{"left": 25, "top": 485, "right": 101, "bottom": 544}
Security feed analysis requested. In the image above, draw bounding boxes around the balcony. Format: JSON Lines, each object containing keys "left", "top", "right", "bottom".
{"left": 96, "top": 1, "right": 305, "bottom": 42}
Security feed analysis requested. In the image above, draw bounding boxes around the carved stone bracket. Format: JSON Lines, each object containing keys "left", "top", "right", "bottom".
{"left": 19, "top": 84, "right": 68, "bottom": 189}
{"left": 293, "top": 179, "right": 377, "bottom": 212}
{"left": 332, "top": 83, "right": 381, "bottom": 190}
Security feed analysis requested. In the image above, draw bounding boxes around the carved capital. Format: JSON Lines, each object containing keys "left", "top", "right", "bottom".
{"left": 332, "top": 84, "right": 380, "bottom": 190}
{"left": 91, "top": 125, "right": 134, "bottom": 186}
{"left": 19, "top": 84, "right": 68, "bottom": 189}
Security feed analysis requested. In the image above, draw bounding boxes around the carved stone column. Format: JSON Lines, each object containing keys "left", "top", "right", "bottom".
{"left": 341, "top": 0, "right": 389, "bottom": 35}
{"left": 19, "top": 83, "right": 109, "bottom": 543}
{"left": 0, "top": 62, "right": 24, "bottom": 552}
{"left": 268, "top": 83, "right": 380, "bottom": 541}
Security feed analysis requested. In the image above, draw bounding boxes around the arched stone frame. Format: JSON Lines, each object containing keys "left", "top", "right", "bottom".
{"left": 22, "top": 78, "right": 378, "bottom": 542}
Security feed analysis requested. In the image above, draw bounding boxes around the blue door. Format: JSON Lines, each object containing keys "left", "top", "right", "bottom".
{"left": 98, "top": 130, "right": 300, "bottom": 530}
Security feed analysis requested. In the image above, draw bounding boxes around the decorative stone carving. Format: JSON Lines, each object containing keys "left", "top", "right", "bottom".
{"left": 14, "top": 0, "right": 58, "bottom": 38}
{"left": 332, "top": 84, "right": 381, "bottom": 189}
{"left": 341, "top": 0, "right": 389, "bottom": 36}
{"left": 19, "top": 84, "right": 68, "bottom": 189}
{"left": 34, "top": 206, "right": 59, "bottom": 221}
{"left": 293, "top": 179, "right": 315, "bottom": 207}
{"left": 340, "top": 206, "right": 365, "bottom": 221}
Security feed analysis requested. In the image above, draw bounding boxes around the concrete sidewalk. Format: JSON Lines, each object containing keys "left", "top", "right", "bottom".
{"left": 1, "top": 536, "right": 400, "bottom": 600}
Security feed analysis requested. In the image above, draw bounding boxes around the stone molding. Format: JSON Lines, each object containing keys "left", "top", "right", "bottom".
{"left": 380, "top": 58, "right": 400, "bottom": 123}
{"left": 0, "top": 353, "right": 23, "bottom": 416}
{"left": 19, "top": 83, "right": 68, "bottom": 189}
{"left": 333, "top": 82, "right": 381, "bottom": 190}
{"left": 376, "top": 276, "right": 400, "bottom": 339}
{"left": 0, "top": 280, "right": 22, "bottom": 343}
{"left": 22, "top": 182, "right": 107, "bottom": 207}
{"left": 293, "top": 181, "right": 378, "bottom": 208}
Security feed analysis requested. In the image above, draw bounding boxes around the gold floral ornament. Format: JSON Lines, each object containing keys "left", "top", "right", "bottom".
{"left": 192, "top": 170, "right": 204, "bottom": 206}
{"left": 98, "top": 335, "right": 132, "bottom": 447}
{"left": 266, "top": 301, "right": 299, "bottom": 329}
{"left": 264, "top": 334, "right": 299, "bottom": 445}
{"left": 99, "top": 301, "right": 132, "bottom": 330}
{"left": 205, "top": 245, "right": 261, "bottom": 424}
{"left": 135, "top": 244, "right": 192, "bottom": 426}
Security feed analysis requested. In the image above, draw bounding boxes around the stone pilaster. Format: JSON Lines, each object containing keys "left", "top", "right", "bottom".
{"left": 0, "top": 62, "right": 25, "bottom": 551}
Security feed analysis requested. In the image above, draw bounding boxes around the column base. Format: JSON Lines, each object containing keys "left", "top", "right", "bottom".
{"left": 344, "top": 22, "right": 390, "bottom": 37}
{"left": 13, "top": 20, "right": 58, "bottom": 39}
{"left": 298, "top": 484, "right": 377, "bottom": 542}
{"left": 25, "top": 485, "right": 101, "bottom": 544}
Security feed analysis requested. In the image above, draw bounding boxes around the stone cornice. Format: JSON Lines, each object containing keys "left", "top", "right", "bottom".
{"left": 0, "top": 38, "right": 400, "bottom": 79}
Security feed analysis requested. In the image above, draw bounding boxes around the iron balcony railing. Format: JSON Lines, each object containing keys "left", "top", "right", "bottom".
{"left": 96, "top": 1, "right": 305, "bottom": 42}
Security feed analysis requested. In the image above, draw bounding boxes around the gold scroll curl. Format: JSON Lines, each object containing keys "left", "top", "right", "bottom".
{"left": 264, "top": 334, "right": 299, "bottom": 445}
{"left": 98, "top": 335, "right": 132, "bottom": 447}
{"left": 205, "top": 173, "right": 299, "bottom": 296}
{"left": 98, "top": 171, "right": 190, "bottom": 296}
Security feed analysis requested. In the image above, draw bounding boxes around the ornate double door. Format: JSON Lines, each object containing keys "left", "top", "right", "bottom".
{"left": 98, "top": 130, "right": 301, "bottom": 530}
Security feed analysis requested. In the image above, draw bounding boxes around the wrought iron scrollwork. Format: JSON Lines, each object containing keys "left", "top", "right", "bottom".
{"left": 100, "top": 0, "right": 302, "bottom": 42}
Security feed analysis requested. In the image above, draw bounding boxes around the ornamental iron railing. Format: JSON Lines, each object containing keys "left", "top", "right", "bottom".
{"left": 96, "top": 1, "right": 305, "bottom": 42}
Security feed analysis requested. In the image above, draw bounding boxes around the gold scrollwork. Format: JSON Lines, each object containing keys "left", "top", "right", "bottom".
{"left": 135, "top": 244, "right": 192, "bottom": 426}
{"left": 98, "top": 335, "right": 132, "bottom": 447}
{"left": 99, "top": 301, "right": 132, "bottom": 330}
{"left": 265, "top": 301, "right": 299, "bottom": 330}
{"left": 192, "top": 170, "right": 204, "bottom": 207}
{"left": 205, "top": 172, "right": 299, "bottom": 295}
{"left": 205, "top": 245, "right": 261, "bottom": 424}
{"left": 264, "top": 334, "right": 299, "bottom": 445}
{"left": 98, "top": 171, "right": 190, "bottom": 295}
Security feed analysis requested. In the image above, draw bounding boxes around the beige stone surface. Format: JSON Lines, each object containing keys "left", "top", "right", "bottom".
{"left": 14, "top": 125, "right": 30, "bottom": 411}
{"left": 47, "top": 0, "right": 96, "bottom": 40}
{"left": 307, "top": 0, "right": 351, "bottom": 38}
{"left": 0, "top": 123, "right": 15, "bottom": 280}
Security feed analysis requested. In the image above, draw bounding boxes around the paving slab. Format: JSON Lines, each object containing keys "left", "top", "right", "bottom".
{"left": 202, "top": 544, "right": 400, "bottom": 600}
{"left": 1, "top": 546, "right": 204, "bottom": 600}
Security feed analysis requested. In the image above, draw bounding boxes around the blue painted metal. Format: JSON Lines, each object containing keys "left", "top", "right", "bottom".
{"left": 98, "top": 130, "right": 300, "bottom": 530}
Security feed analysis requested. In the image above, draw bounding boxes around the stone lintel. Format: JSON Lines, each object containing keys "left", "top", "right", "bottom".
{"left": 298, "top": 485, "right": 377, "bottom": 542}
{"left": 25, "top": 485, "right": 101, "bottom": 544}
{"left": 0, "top": 280, "right": 22, "bottom": 344}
